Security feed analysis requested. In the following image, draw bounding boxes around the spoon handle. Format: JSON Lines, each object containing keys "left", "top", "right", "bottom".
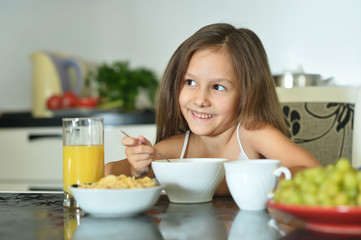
{"left": 120, "top": 130, "right": 171, "bottom": 162}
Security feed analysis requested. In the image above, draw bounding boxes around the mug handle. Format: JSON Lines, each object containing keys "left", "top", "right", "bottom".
{"left": 274, "top": 166, "right": 291, "bottom": 180}
{"left": 267, "top": 166, "right": 292, "bottom": 199}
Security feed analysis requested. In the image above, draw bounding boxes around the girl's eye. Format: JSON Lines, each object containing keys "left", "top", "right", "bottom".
{"left": 186, "top": 79, "right": 196, "bottom": 86}
{"left": 213, "top": 84, "right": 226, "bottom": 91}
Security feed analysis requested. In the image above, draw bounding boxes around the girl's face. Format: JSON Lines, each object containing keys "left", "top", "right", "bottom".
{"left": 179, "top": 48, "right": 240, "bottom": 136}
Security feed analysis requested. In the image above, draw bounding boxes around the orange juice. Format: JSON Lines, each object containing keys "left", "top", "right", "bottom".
{"left": 63, "top": 145, "right": 104, "bottom": 195}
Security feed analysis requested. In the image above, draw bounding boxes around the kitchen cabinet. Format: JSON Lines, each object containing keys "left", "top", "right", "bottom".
{"left": 0, "top": 111, "right": 156, "bottom": 191}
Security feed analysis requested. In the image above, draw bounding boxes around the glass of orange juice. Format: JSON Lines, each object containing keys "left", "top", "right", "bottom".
{"left": 62, "top": 118, "right": 104, "bottom": 208}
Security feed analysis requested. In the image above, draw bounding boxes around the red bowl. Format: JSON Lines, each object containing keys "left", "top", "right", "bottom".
{"left": 266, "top": 200, "right": 361, "bottom": 235}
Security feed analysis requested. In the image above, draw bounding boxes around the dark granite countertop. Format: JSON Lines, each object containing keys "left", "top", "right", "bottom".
{"left": 0, "top": 192, "right": 352, "bottom": 240}
{"left": 0, "top": 110, "right": 155, "bottom": 128}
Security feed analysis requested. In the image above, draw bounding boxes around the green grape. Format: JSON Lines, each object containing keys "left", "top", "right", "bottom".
{"left": 319, "top": 180, "right": 340, "bottom": 197}
{"left": 357, "top": 171, "right": 361, "bottom": 182}
{"left": 334, "top": 192, "right": 349, "bottom": 206}
{"left": 356, "top": 194, "right": 361, "bottom": 206}
{"left": 314, "top": 170, "right": 326, "bottom": 185}
{"left": 335, "top": 157, "right": 352, "bottom": 172}
{"left": 328, "top": 170, "right": 342, "bottom": 184}
{"left": 293, "top": 171, "right": 305, "bottom": 186}
{"left": 274, "top": 187, "right": 297, "bottom": 204}
{"left": 346, "top": 188, "right": 358, "bottom": 199}
{"left": 303, "top": 167, "right": 318, "bottom": 179}
{"left": 317, "top": 191, "right": 334, "bottom": 206}
{"left": 303, "top": 193, "right": 318, "bottom": 205}
{"left": 279, "top": 179, "right": 293, "bottom": 188}
{"left": 317, "top": 190, "right": 328, "bottom": 203}
{"left": 303, "top": 167, "right": 326, "bottom": 186}
{"left": 300, "top": 180, "right": 318, "bottom": 195}
{"left": 287, "top": 191, "right": 303, "bottom": 205}
{"left": 343, "top": 170, "right": 358, "bottom": 190}
{"left": 349, "top": 200, "right": 357, "bottom": 206}
{"left": 326, "top": 164, "right": 335, "bottom": 172}
{"left": 321, "top": 199, "right": 335, "bottom": 207}
{"left": 273, "top": 158, "right": 361, "bottom": 207}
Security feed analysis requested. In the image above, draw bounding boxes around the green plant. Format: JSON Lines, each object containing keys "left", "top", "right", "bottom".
{"left": 86, "top": 61, "right": 159, "bottom": 111}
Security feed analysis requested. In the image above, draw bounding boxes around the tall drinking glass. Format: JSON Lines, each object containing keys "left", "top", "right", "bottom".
{"left": 62, "top": 118, "right": 104, "bottom": 208}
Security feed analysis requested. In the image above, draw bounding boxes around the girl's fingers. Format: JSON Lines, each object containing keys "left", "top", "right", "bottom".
{"left": 137, "top": 135, "right": 152, "bottom": 146}
{"left": 128, "top": 156, "right": 152, "bottom": 177}
{"left": 126, "top": 151, "right": 155, "bottom": 162}
{"left": 121, "top": 136, "right": 139, "bottom": 147}
{"left": 131, "top": 158, "right": 152, "bottom": 169}
{"left": 125, "top": 144, "right": 155, "bottom": 157}
{"left": 121, "top": 134, "right": 155, "bottom": 177}
{"left": 122, "top": 135, "right": 152, "bottom": 147}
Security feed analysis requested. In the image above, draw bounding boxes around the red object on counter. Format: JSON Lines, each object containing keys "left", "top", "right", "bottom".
{"left": 46, "top": 95, "right": 62, "bottom": 110}
{"left": 267, "top": 200, "right": 361, "bottom": 235}
{"left": 61, "top": 91, "right": 78, "bottom": 108}
{"left": 46, "top": 91, "right": 98, "bottom": 110}
{"left": 76, "top": 97, "right": 98, "bottom": 108}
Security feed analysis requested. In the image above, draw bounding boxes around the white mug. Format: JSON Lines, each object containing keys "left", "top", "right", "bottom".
{"left": 224, "top": 159, "right": 291, "bottom": 211}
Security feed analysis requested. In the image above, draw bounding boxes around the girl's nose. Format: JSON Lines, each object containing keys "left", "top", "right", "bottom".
{"left": 194, "top": 90, "right": 210, "bottom": 107}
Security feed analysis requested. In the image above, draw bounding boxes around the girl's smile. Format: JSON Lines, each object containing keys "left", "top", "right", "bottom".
{"left": 191, "top": 110, "right": 215, "bottom": 120}
{"left": 179, "top": 48, "right": 240, "bottom": 136}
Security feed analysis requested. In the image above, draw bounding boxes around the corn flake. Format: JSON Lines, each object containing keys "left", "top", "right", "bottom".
{"left": 79, "top": 174, "right": 156, "bottom": 189}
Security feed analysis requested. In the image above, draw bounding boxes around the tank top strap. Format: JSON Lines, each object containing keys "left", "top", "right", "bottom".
{"left": 179, "top": 130, "right": 190, "bottom": 159}
{"left": 237, "top": 122, "right": 250, "bottom": 160}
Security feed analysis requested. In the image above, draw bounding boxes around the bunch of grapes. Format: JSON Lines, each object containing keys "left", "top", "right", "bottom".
{"left": 274, "top": 158, "right": 361, "bottom": 207}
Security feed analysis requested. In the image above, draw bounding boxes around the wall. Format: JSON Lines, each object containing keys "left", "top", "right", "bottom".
{"left": 1, "top": 0, "right": 360, "bottom": 112}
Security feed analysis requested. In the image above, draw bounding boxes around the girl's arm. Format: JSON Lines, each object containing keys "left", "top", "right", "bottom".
{"left": 244, "top": 125, "right": 321, "bottom": 175}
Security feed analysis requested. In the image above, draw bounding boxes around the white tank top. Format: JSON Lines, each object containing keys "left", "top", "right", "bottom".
{"left": 179, "top": 122, "right": 250, "bottom": 160}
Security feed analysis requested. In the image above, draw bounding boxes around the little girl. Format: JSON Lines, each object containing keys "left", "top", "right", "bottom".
{"left": 105, "top": 23, "right": 320, "bottom": 195}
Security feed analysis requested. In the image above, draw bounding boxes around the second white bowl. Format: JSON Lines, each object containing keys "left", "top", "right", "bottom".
{"left": 152, "top": 158, "right": 227, "bottom": 203}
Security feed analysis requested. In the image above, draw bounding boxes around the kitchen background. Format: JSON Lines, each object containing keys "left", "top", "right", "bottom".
{"left": 1, "top": 0, "right": 361, "bottom": 113}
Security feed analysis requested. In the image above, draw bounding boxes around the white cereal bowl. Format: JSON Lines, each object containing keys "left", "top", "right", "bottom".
{"left": 152, "top": 158, "right": 227, "bottom": 203}
{"left": 70, "top": 185, "right": 164, "bottom": 217}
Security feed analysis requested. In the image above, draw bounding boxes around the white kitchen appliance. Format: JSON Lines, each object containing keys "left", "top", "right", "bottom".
{"left": 31, "top": 51, "right": 96, "bottom": 118}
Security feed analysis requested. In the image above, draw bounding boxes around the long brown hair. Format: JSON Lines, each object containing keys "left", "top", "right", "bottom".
{"left": 155, "top": 23, "right": 288, "bottom": 143}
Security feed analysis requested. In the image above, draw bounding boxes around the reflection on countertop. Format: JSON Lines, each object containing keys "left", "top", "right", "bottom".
{"left": 0, "top": 193, "right": 255, "bottom": 240}
{"left": 71, "top": 215, "right": 163, "bottom": 240}
{"left": 229, "top": 210, "right": 278, "bottom": 240}
{"left": 159, "top": 202, "right": 228, "bottom": 240}
{"left": 0, "top": 192, "right": 64, "bottom": 239}
{"left": 1, "top": 192, "right": 356, "bottom": 240}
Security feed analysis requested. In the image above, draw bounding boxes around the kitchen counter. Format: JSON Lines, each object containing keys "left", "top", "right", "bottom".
{"left": 0, "top": 110, "right": 155, "bottom": 128}
{"left": 0, "top": 192, "right": 355, "bottom": 240}
{"left": 0, "top": 111, "right": 156, "bottom": 191}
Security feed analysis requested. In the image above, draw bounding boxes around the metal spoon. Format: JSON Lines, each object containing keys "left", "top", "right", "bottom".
{"left": 120, "top": 130, "right": 171, "bottom": 162}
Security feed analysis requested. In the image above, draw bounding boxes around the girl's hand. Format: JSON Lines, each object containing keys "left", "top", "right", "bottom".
{"left": 122, "top": 135, "right": 157, "bottom": 177}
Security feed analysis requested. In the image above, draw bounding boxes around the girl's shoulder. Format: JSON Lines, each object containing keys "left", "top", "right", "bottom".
{"left": 159, "top": 133, "right": 187, "bottom": 144}
{"left": 239, "top": 122, "right": 285, "bottom": 145}
{"left": 240, "top": 121, "right": 280, "bottom": 135}
{"left": 154, "top": 132, "right": 188, "bottom": 159}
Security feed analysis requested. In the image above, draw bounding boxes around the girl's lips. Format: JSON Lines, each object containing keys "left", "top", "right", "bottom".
{"left": 191, "top": 110, "right": 215, "bottom": 119}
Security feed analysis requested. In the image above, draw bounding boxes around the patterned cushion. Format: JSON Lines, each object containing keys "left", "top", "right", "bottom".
{"left": 281, "top": 102, "right": 354, "bottom": 166}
